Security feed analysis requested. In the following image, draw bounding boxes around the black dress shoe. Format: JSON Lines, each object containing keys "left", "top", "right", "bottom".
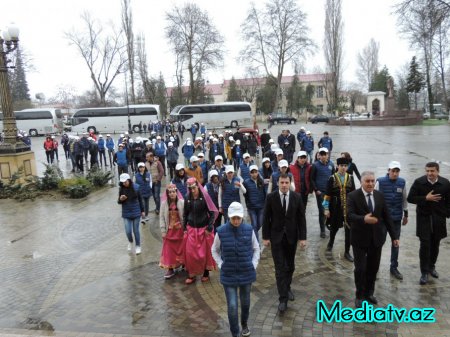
{"left": 320, "top": 232, "right": 326, "bottom": 238}
{"left": 354, "top": 298, "right": 363, "bottom": 308}
{"left": 344, "top": 252, "right": 354, "bottom": 262}
{"left": 288, "top": 290, "right": 295, "bottom": 301}
{"left": 430, "top": 269, "right": 439, "bottom": 278}
{"left": 326, "top": 243, "right": 332, "bottom": 251}
{"left": 278, "top": 302, "right": 287, "bottom": 313}
{"left": 420, "top": 273, "right": 428, "bottom": 285}
{"left": 366, "top": 295, "right": 378, "bottom": 305}
{"left": 390, "top": 268, "right": 403, "bottom": 280}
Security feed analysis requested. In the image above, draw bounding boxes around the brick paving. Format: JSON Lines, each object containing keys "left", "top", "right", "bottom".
{"left": 1, "top": 124, "right": 450, "bottom": 337}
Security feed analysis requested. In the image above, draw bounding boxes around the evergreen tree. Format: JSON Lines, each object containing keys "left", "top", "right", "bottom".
{"left": 370, "top": 65, "right": 390, "bottom": 94}
{"left": 396, "top": 76, "right": 410, "bottom": 110}
{"left": 406, "top": 56, "right": 425, "bottom": 110}
{"left": 256, "top": 76, "right": 277, "bottom": 114}
{"left": 9, "top": 48, "right": 32, "bottom": 110}
{"left": 155, "top": 73, "right": 167, "bottom": 118}
{"left": 227, "top": 77, "right": 241, "bottom": 101}
{"left": 286, "top": 73, "right": 305, "bottom": 116}
{"left": 304, "top": 84, "right": 315, "bottom": 112}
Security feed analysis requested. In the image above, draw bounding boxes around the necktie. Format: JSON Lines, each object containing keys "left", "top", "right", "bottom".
{"left": 282, "top": 193, "right": 287, "bottom": 215}
{"left": 367, "top": 193, "right": 374, "bottom": 213}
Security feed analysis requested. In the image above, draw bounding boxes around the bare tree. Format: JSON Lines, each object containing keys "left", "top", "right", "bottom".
{"left": 356, "top": 39, "right": 380, "bottom": 92}
{"left": 121, "top": 0, "right": 136, "bottom": 103}
{"left": 432, "top": 18, "right": 449, "bottom": 112}
{"left": 240, "top": 0, "right": 316, "bottom": 112}
{"left": 65, "top": 12, "right": 127, "bottom": 106}
{"left": 324, "top": 0, "right": 344, "bottom": 113}
{"left": 395, "top": 0, "right": 447, "bottom": 115}
{"left": 165, "top": 3, "right": 224, "bottom": 104}
{"left": 135, "top": 33, "right": 152, "bottom": 102}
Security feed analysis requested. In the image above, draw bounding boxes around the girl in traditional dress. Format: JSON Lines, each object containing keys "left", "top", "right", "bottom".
{"left": 183, "top": 177, "right": 219, "bottom": 284}
{"left": 159, "top": 184, "right": 185, "bottom": 279}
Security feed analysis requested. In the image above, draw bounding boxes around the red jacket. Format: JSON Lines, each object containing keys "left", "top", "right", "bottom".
{"left": 44, "top": 139, "right": 54, "bottom": 151}
{"left": 289, "top": 162, "right": 312, "bottom": 195}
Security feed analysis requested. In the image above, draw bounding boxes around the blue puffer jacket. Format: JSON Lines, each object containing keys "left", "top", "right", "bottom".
{"left": 243, "top": 178, "right": 266, "bottom": 209}
{"left": 376, "top": 175, "right": 405, "bottom": 221}
{"left": 106, "top": 138, "right": 115, "bottom": 151}
{"left": 301, "top": 136, "right": 314, "bottom": 152}
{"left": 206, "top": 182, "right": 219, "bottom": 207}
{"left": 115, "top": 149, "right": 128, "bottom": 167}
{"left": 239, "top": 162, "right": 251, "bottom": 181}
{"left": 118, "top": 183, "right": 143, "bottom": 219}
{"left": 221, "top": 177, "right": 241, "bottom": 210}
{"left": 135, "top": 172, "right": 152, "bottom": 198}
{"left": 183, "top": 144, "right": 194, "bottom": 159}
{"left": 312, "top": 160, "right": 334, "bottom": 192}
{"left": 97, "top": 138, "right": 105, "bottom": 150}
{"left": 217, "top": 222, "right": 256, "bottom": 286}
{"left": 172, "top": 177, "right": 188, "bottom": 197}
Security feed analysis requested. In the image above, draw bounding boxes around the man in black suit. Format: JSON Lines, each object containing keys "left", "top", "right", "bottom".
{"left": 262, "top": 173, "right": 307, "bottom": 313}
{"left": 347, "top": 171, "right": 399, "bottom": 308}
{"left": 407, "top": 162, "right": 450, "bottom": 285}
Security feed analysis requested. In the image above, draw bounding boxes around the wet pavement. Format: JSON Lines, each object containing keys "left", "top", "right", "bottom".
{"left": 1, "top": 123, "right": 450, "bottom": 337}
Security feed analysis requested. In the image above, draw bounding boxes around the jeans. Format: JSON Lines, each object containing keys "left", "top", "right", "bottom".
{"left": 143, "top": 197, "right": 150, "bottom": 217}
{"left": 248, "top": 208, "right": 264, "bottom": 240}
{"left": 151, "top": 181, "right": 161, "bottom": 211}
{"left": 223, "top": 284, "right": 252, "bottom": 337}
{"left": 390, "top": 220, "right": 402, "bottom": 270}
{"left": 124, "top": 217, "right": 141, "bottom": 246}
{"left": 315, "top": 193, "right": 326, "bottom": 233}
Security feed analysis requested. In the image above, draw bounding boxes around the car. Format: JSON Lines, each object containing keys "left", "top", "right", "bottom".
{"left": 343, "top": 113, "right": 366, "bottom": 121}
{"left": 423, "top": 112, "right": 430, "bottom": 120}
{"left": 309, "top": 115, "right": 329, "bottom": 124}
{"left": 434, "top": 113, "right": 449, "bottom": 120}
{"left": 268, "top": 113, "right": 297, "bottom": 125}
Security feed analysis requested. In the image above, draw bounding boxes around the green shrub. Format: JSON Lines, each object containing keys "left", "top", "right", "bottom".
{"left": 86, "top": 167, "right": 114, "bottom": 187}
{"left": 36, "top": 164, "right": 63, "bottom": 190}
{"left": 58, "top": 177, "right": 91, "bottom": 198}
{"left": 0, "top": 170, "right": 42, "bottom": 201}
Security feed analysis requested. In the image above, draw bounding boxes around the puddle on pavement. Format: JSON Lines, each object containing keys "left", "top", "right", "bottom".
{"left": 22, "top": 251, "right": 42, "bottom": 259}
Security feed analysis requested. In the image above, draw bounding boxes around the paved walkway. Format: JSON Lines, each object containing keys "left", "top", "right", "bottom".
{"left": 1, "top": 124, "right": 450, "bottom": 337}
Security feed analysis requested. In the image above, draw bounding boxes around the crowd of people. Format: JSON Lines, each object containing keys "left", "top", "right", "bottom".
{"left": 112, "top": 122, "right": 450, "bottom": 337}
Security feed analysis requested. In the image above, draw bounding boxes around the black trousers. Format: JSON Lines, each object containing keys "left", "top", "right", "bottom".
{"left": 329, "top": 226, "right": 351, "bottom": 254}
{"left": 271, "top": 234, "right": 297, "bottom": 303}
{"left": 352, "top": 244, "right": 382, "bottom": 299}
{"left": 300, "top": 193, "right": 308, "bottom": 208}
{"left": 419, "top": 231, "right": 441, "bottom": 274}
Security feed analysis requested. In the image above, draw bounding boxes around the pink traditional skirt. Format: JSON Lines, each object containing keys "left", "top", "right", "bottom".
{"left": 184, "top": 226, "right": 216, "bottom": 276}
{"left": 159, "top": 226, "right": 185, "bottom": 269}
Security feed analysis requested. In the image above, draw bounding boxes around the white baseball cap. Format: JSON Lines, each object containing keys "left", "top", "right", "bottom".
{"left": 297, "top": 151, "right": 307, "bottom": 157}
{"left": 198, "top": 152, "right": 205, "bottom": 157}
{"left": 168, "top": 142, "right": 173, "bottom": 147}
{"left": 306, "top": 130, "right": 311, "bottom": 135}
{"left": 213, "top": 138, "right": 218, "bottom": 142}
{"left": 156, "top": 136, "right": 161, "bottom": 140}
{"left": 119, "top": 173, "right": 131, "bottom": 183}
{"left": 228, "top": 202, "right": 244, "bottom": 218}
{"left": 186, "top": 140, "right": 192, "bottom": 146}
{"left": 208, "top": 169, "right": 219, "bottom": 179}
{"left": 99, "top": 135, "right": 103, "bottom": 138}
{"left": 279, "top": 160, "right": 289, "bottom": 168}
{"left": 249, "top": 165, "right": 259, "bottom": 172}
{"left": 275, "top": 149, "right": 284, "bottom": 155}
{"left": 175, "top": 163, "right": 185, "bottom": 170}
{"left": 388, "top": 161, "right": 401, "bottom": 170}
{"left": 229, "top": 136, "right": 234, "bottom": 141}
{"left": 236, "top": 140, "right": 241, "bottom": 145}
{"left": 225, "top": 165, "right": 235, "bottom": 173}
{"left": 243, "top": 153, "right": 250, "bottom": 159}
{"left": 190, "top": 155, "right": 199, "bottom": 163}
{"left": 262, "top": 157, "right": 270, "bottom": 164}
{"left": 106, "top": 134, "right": 111, "bottom": 137}
{"left": 319, "top": 147, "right": 329, "bottom": 153}
{"left": 215, "top": 155, "right": 223, "bottom": 161}
{"left": 137, "top": 162, "right": 146, "bottom": 168}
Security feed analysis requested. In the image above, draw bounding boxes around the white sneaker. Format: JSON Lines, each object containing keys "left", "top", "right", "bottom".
{"left": 135, "top": 246, "right": 141, "bottom": 255}
{"left": 127, "top": 243, "right": 132, "bottom": 251}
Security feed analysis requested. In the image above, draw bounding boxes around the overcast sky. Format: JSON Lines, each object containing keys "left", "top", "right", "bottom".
{"left": 0, "top": 0, "right": 414, "bottom": 100}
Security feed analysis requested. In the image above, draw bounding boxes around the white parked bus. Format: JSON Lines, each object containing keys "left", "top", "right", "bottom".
{"left": 169, "top": 102, "right": 252, "bottom": 129}
{"left": 0, "top": 108, "right": 63, "bottom": 136}
{"left": 71, "top": 104, "right": 160, "bottom": 134}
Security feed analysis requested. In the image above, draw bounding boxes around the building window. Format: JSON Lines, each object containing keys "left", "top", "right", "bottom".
{"left": 316, "top": 86, "right": 324, "bottom": 98}
{"left": 316, "top": 105, "right": 324, "bottom": 112}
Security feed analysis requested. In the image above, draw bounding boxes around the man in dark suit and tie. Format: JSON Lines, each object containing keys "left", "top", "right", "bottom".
{"left": 262, "top": 173, "right": 307, "bottom": 313}
{"left": 347, "top": 171, "right": 399, "bottom": 308}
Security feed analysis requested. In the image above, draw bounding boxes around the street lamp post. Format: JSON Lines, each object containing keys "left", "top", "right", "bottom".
{"left": 0, "top": 24, "right": 36, "bottom": 180}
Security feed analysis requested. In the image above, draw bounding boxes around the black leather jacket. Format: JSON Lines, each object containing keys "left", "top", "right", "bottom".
{"left": 183, "top": 196, "right": 214, "bottom": 231}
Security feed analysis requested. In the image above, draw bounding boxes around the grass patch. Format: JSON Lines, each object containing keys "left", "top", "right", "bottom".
{"left": 422, "top": 119, "right": 449, "bottom": 126}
